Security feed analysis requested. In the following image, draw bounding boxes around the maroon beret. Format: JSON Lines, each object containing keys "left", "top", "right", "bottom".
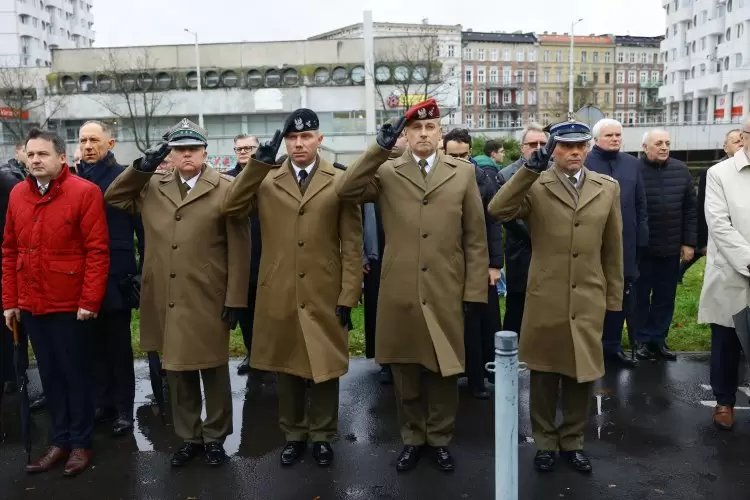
{"left": 404, "top": 98, "right": 440, "bottom": 122}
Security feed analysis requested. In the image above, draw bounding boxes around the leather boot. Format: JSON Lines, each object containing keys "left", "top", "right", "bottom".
{"left": 713, "top": 405, "right": 734, "bottom": 430}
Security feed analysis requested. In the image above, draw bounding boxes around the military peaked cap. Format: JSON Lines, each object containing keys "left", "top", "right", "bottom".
{"left": 165, "top": 118, "right": 208, "bottom": 147}
{"left": 548, "top": 120, "right": 592, "bottom": 143}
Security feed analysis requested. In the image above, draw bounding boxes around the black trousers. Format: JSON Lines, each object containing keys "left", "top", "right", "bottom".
{"left": 0, "top": 324, "right": 14, "bottom": 385}
{"left": 678, "top": 253, "right": 703, "bottom": 282}
{"left": 238, "top": 282, "right": 258, "bottom": 354}
{"left": 464, "top": 285, "right": 502, "bottom": 390}
{"left": 363, "top": 259, "right": 382, "bottom": 359}
{"left": 635, "top": 253, "right": 680, "bottom": 345}
{"left": 94, "top": 310, "right": 135, "bottom": 417}
{"left": 23, "top": 311, "right": 95, "bottom": 449}
{"left": 602, "top": 281, "right": 636, "bottom": 356}
{"left": 710, "top": 323, "right": 743, "bottom": 407}
{"left": 503, "top": 291, "right": 525, "bottom": 337}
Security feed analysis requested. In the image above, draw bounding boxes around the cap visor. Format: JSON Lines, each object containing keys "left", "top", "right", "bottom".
{"left": 168, "top": 139, "right": 207, "bottom": 147}
{"left": 555, "top": 135, "right": 592, "bottom": 143}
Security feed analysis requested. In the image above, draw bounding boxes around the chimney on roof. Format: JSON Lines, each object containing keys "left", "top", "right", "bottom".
{"left": 422, "top": 18, "right": 428, "bottom": 24}
{"left": 466, "top": 28, "right": 472, "bottom": 32}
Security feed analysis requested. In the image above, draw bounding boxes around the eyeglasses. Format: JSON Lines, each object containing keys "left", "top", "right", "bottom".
{"left": 234, "top": 146, "right": 257, "bottom": 153}
{"left": 523, "top": 141, "right": 546, "bottom": 147}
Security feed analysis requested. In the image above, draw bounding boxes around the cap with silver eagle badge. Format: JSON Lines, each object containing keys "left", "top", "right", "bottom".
{"left": 165, "top": 118, "right": 208, "bottom": 147}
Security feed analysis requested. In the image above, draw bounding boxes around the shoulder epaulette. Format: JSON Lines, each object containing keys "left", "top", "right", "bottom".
{"left": 333, "top": 162, "right": 347, "bottom": 171}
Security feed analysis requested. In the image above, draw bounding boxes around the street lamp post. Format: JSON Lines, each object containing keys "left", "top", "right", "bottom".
{"left": 568, "top": 18, "right": 584, "bottom": 121}
{"left": 184, "top": 28, "right": 204, "bottom": 128}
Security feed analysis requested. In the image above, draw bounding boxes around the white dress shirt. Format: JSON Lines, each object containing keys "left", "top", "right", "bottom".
{"left": 413, "top": 152, "right": 437, "bottom": 175}
{"left": 179, "top": 172, "right": 201, "bottom": 192}
{"left": 291, "top": 161, "right": 315, "bottom": 184}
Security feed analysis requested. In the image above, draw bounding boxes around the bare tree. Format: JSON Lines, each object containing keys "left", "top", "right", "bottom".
{"left": 550, "top": 76, "right": 597, "bottom": 120}
{"left": 96, "top": 48, "right": 174, "bottom": 153}
{"left": 371, "top": 35, "right": 451, "bottom": 119}
{"left": 0, "top": 66, "right": 66, "bottom": 142}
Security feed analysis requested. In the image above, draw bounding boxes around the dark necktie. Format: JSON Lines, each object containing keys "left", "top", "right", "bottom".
{"left": 418, "top": 159, "right": 428, "bottom": 179}
{"left": 183, "top": 181, "right": 191, "bottom": 193}
{"left": 298, "top": 169, "right": 308, "bottom": 188}
{"left": 567, "top": 175, "right": 577, "bottom": 187}
{"left": 38, "top": 184, "right": 48, "bottom": 196}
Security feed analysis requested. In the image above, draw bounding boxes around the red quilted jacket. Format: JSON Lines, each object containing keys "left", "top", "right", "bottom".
{"left": 2, "top": 165, "right": 110, "bottom": 314}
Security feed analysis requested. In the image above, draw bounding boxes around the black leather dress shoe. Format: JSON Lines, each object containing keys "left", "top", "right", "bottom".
{"left": 606, "top": 351, "right": 638, "bottom": 368}
{"left": 562, "top": 450, "right": 592, "bottom": 473}
{"left": 396, "top": 445, "right": 421, "bottom": 471}
{"left": 379, "top": 365, "right": 393, "bottom": 385}
{"left": 29, "top": 395, "right": 46, "bottom": 412}
{"left": 534, "top": 450, "right": 556, "bottom": 472}
{"left": 237, "top": 356, "right": 251, "bottom": 375}
{"left": 171, "top": 442, "right": 203, "bottom": 467}
{"left": 280, "top": 441, "right": 306, "bottom": 466}
{"left": 95, "top": 407, "right": 116, "bottom": 423}
{"left": 635, "top": 343, "right": 655, "bottom": 360}
{"left": 655, "top": 344, "right": 677, "bottom": 360}
{"left": 204, "top": 442, "right": 228, "bottom": 467}
{"left": 112, "top": 415, "right": 133, "bottom": 436}
{"left": 434, "top": 447, "right": 455, "bottom": 472}
{"left": 312, "top": 442, "right": 334, "bottom": 466}
{"left": 471, "top": 388, "right": 491, "bottom": 400}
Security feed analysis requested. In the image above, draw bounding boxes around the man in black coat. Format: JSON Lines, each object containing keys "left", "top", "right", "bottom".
{"left": 444, "top": 128, "right": 502, "bottom": 399}
{"left": 636, "top": 129, "right": 697, "bottom": 361}
{"left": 678, "top": 129, "right": 742, "bottom": 282}
{"left": 225, "top": 134, "right": 261, "bottom": 375}
{"left": 497, "top": 124, "right": 550, "bottom": 335}
{"left": 77, "top": 121, "right": 144, "bottom": 435}
{"left": 587, "top": 119, "right": 648, "bottom": 368}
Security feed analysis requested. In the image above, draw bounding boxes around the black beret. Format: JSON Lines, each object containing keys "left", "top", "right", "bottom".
{"left": 282, "top": 108, "right": 319, "bottom": 137}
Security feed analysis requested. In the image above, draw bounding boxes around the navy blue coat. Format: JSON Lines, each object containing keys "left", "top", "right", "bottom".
{"left": 226, "top": 163, "right": 261, "bottom": 284}
{"left": 78, "top": 152, "right": 145, "bottom": 311}
{"left": 586, "top": 146, "right": 649, "bottom": 279}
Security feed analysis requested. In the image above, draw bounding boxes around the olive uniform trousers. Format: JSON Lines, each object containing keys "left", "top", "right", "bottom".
{"left": 529, "top": 370, "right": 593, "bottom": 451}
{"left": 167, "top": 364, "right": 233, "bottom": 444}
{"left": 391, "top": 364, "right": 459, "bottom": 447}
{"left": 277, "top": 373, "right": 340, "bottom": 442}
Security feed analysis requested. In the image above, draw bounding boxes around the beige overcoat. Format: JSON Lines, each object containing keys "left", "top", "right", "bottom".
{"left": 222, "top": 157, "right": 362, "bottom": 383}
{"left": 488, "top": 166, "right": 624, "bottom": 382}
{"left": 104, "top": 165, "right": 251, "bottom": 371}
{"left": 335, "top": 143, "right": 489, "bottom": 377}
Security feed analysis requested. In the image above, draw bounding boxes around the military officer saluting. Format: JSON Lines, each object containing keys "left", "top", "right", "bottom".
{"left": 104, "top": 119, "right": 251, "bottom": 468}
{"left": 488, "top": 121, "right": 623, "bottom": 473}
{"left": 335, "top": 99, "right": 489, "bottom": 472}
{"left": 222, "top": 109, "right": 362, "bottom": 468}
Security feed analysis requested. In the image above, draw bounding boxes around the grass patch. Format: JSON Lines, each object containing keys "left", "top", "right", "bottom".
{"left": 128, "top": 260, "right": 710, "bottom": 358}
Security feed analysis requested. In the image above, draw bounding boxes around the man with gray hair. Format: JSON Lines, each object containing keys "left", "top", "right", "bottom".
{"left": 496, "top": 123, "right": 549, "bottom": 335}
{"left": 587, "top": 118, "right": 648, "bottom": 368}
{"left": 226, "top": 134, "right": 261, "bottom": 375}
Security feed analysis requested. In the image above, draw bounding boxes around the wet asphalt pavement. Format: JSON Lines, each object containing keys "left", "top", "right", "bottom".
{"left": 0, "top": 354, "right": 749, "bottom": 499}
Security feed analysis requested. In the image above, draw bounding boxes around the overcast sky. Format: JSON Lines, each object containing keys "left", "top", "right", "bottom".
{"left": 91, "top": 0, "right": 666, "bottom": 47}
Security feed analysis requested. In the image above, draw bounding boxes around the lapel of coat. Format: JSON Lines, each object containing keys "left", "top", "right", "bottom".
{"left": 180, "top": 165, "right": 220, "bottom": 207}
{"left": 394, "top": 151, "right": 426, "bottom": 191}
{"left": 425, "top": 152, "right": 456, "bottom": 197}
{"left": 300, "top": 159, "right": 334, "bottom": 209}
{"left": 158, "top": 171, "right": 184, "bottom": 208}
{"left": 272, "top": 160, "right": 303, "bottom": 203}
{"left": 576, "top": 168, "right": 604, "bottom": 211}
{"left": 539, "top": 169, "right": 576, "bottom": 210}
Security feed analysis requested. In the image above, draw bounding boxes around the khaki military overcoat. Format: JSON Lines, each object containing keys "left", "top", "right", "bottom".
{"left": 488, "top": 166, "right": 624, "bottom": 382}
{"left": 222, "top": 157, "right": 362, "bottom": 383}
{"left": 104, "top": 165, "right": 251, "bottom": 371}
{"left": 335, "top": 143, "right": 489, "bottom": 377}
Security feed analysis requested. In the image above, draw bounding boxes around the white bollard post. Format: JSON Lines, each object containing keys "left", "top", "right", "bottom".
{"left": 486, "top": 330, "right": 519, "bottom": 500}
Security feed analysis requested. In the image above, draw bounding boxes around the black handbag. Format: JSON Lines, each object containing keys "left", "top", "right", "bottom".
{"left": 118, "top": 274, "right": 141, "bottom": 309}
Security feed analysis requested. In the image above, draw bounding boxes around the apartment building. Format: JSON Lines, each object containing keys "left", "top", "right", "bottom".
{"left": 537, "top": 33, "right": 616, "bottom": 125}
{"left": 0, "top": 0, "right": 95, "bottom": 67}
{"left": 660, "top": 0, "right": 750, "bottom": 124}
{"left": 614, "top": 35, "right": 665, "bottom": 125}
{"left": 460, "top": 30, "right": 538, "bottom": 129}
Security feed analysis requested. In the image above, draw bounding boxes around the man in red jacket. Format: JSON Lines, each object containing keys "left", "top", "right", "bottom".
{"left": 2, "top": 128, "right": 109, "bottom": 477}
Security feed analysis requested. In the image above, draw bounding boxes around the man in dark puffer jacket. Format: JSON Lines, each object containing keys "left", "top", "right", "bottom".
{"left": 636, "top": 129, "right": 697, "bottom": 361}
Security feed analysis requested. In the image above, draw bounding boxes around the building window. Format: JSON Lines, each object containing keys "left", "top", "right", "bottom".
{"left": 640, "top": 90, "right": 647, "bottom": 104}
{"left": 629, "top": 52, "right": 636, "bottom": 63}
{"left": 489, "top": 112, "right": 498, "bottom": 128}
{"left": 543, "top": 91, "right": 549, "bottom": 104}
{"left": 543, "top": 50, "right": 550, "bottom": 62}
{"left": 605, "top": 52, "right": 612, "bottom": 63}
{"left": 700, "top": 37, "right": 706, "bottom": 50}
{"left": 478, "top": 48, "right": 485, "bottom": 61}
{"left": 465, "top": 90, "right": 473, "bottom": 105}
{"left": 543, "top": 70, "right": 549, "bottom": 83}
{"left": 478, "top": 113, "right": 485, "bottom": 128}
{"left": 528, "top": 90, "right": 536, "bottom": 104}
{"left": 616, "top": 89, "right": 624, "bottom": 104}
{"left": 640, "top": 71, "right": 648, "bottom": 84}
{"left": 616, "top": 71, "right": 624, "bottom": 83}
{"left": 516, "top": 91, "right": 525, "bottom": 105}
{"left": 528, "top": 70, "right": 536, "bottom": 83}
{"left": 464, "top": 47, "right": 473, "bottom": 60}
{"left": 618, "top": 51, "right": 624, "bottom": 63}
{"left": 628, "top": 71, "right": 636, "bottom": 84}
{"left": 651, "top": 70, "right": 660, "bottom": 83}
{"left": 478, "top": 67, "right": 486, "bottom": 83}
{"left": 528, "top": 49, "right": 536, "bottom": 62}
{"left": 503, "top": 91, "right": 512, "bottom": 104}
{"left": 464, "top": 113, "right": 473, "bottom": 128}
{"left": 628, "top": 89, "right": 636, "bottom": 104}
{"left": 465, "top": 68, "right": 473, "bottom": 83}
{"left": 581, "top": 50, "right": 587, "bottom": 63}
{"left": 490, "top": 67, "right": 498, "bottom": 83}
{"left": 604, "top": 92, "right": 610, "bottom": 104}
{"left": 503, "top": 49, "right": 511, "bottom": 61}
{"left": 517, "top": 50, "right": 524, "bottom": 61}
{"left": 555, "top": 50, "right": 562, "bottom": 62}
{"left": 478, "top": 91, "right": 486, "bottom": 106}
{"left": 490, "top": 48, "right": 498, "bottom": 61}
{"left": 448, "top": 45, "right": 455, "bottom": 57}
{"left": 556, "top": 71, "right": 561, "bottom": 83}
{"left": 593, "top": 51, "right": 599, "bottom": 63}
{"left": 593, "top": 71, "right": 599, "bottom": 83}
{"left": 515, "top": 70, "right": 524, "bottom": 83}
{"left": 555, "top": 91, "right": 562, "bottom": 104}
{"left": 605, "top": 72, "right": 611, "bottom": 84}
{"left": 640, "top": 52, "right": 648, "bottom": 64}
{"left": 489, "top": 90, "right": 498, "bottom": 104}
{"left": 615, "top": 111, "right": 624, "bottom": 122}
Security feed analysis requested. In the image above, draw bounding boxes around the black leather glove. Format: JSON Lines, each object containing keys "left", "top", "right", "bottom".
{"left": 254, "top": 130, "right": 283, "bottom": 165}
{"left": 134, "top": 142, "right": 171, "bottom": 173}
{"left": 336, "top": 306, "right": 352, "bottom": 329}
{"left": 376, "top": 116, "right": 407, "bottom": 150}
{"left": 524, "top": 135, "right": 556, "bottom": 173}
{"left": 117, "top": 274, "right": 141, "bottom": 310}
{"left": 221, "top": 307, "right": 244, "bottom": 330}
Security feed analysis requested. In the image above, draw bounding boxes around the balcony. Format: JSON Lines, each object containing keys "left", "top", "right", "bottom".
{"left": 639, "top": 99, "right": 665, "bottom": 109}
{"left": 658, "top": 80, "right": 684, "bottom": 100}
{"left": 640, "top": 80, "right": 663, "bottom": 89}
{"left": 683, "top": 72, "right": 721, "bottom": 94}
{"left": 670, "top": 5, "right": 693, "bottom": 23}
{"left": 487, "top": 102, "right": 519, "bottom": 110}
{"left": 486, "top": 79, "right": 521, "bottom": 89}
{"left": 667, "top": 56, "right": 690, "bottom": 72}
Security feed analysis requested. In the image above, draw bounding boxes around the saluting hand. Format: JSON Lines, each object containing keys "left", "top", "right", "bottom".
{"left": 525, "top": 135, "right": 556, "bottom": 173}
{"left": 254, "top": 130, "right": 283, "bottom": 165}
{"left": 376, "top": 116, "right": 407, "bottom": 150}
{"left": 135, "top": 142, "right": 171, "bottom": 173}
